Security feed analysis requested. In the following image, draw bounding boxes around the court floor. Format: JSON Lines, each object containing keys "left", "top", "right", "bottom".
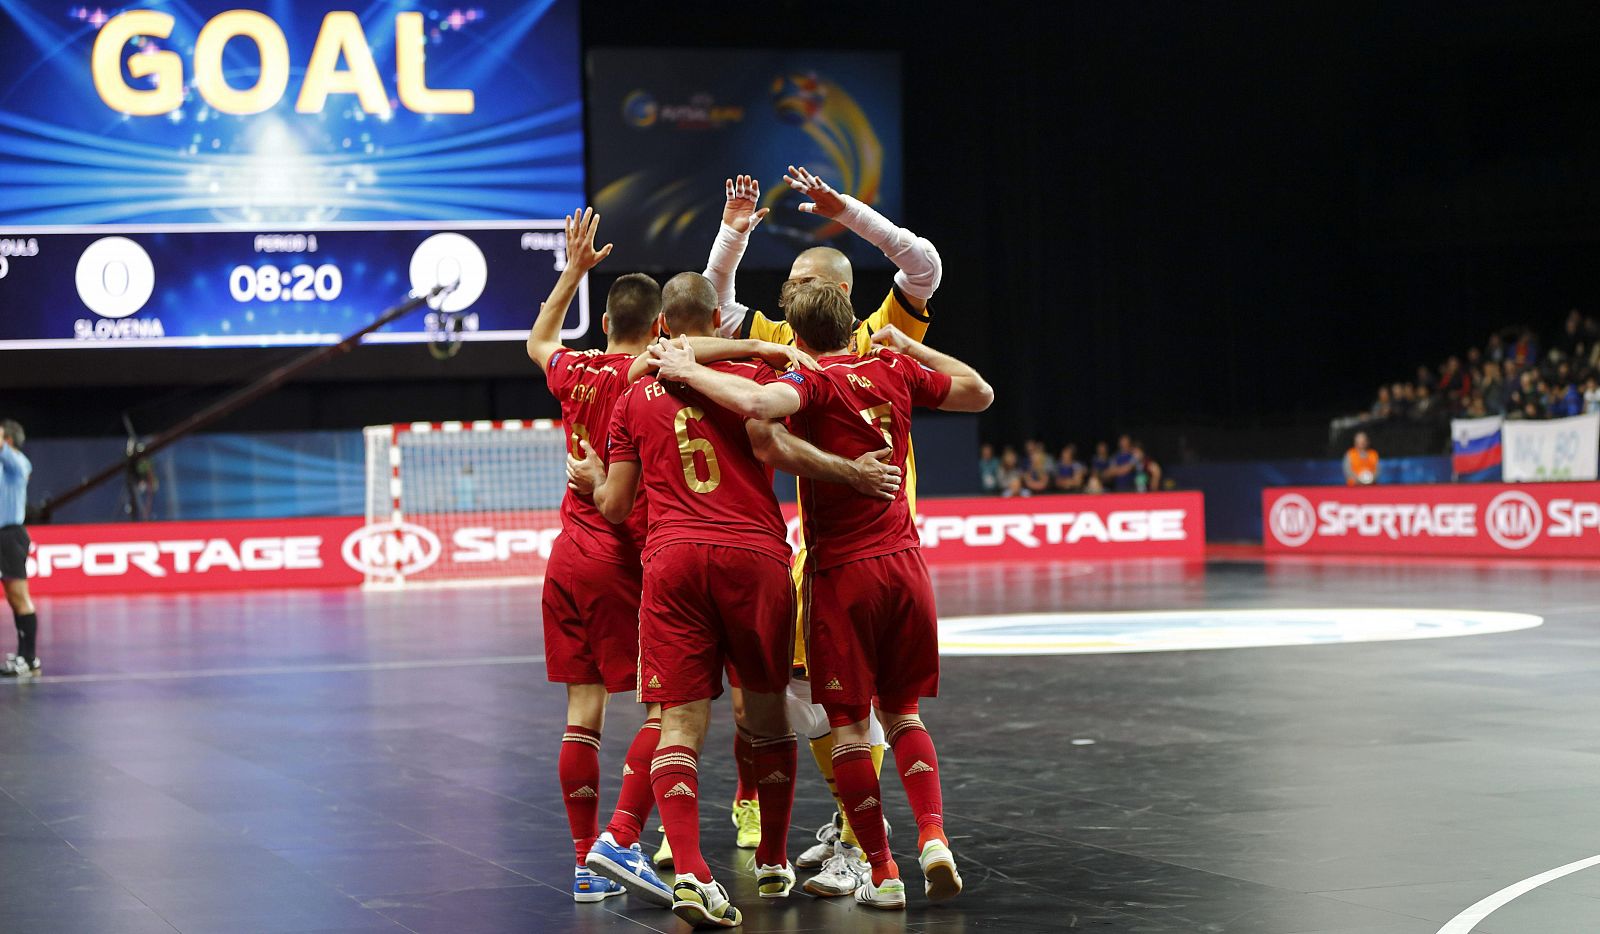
{"left": 3, "top": 555, "right": 1599, "bottom": 933}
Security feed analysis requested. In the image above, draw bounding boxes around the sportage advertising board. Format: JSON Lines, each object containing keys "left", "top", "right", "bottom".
{"left": 1263, "top": 483, "right": 1600, "bottom": 558}
{"left": 25, "top": 493, "right": 1205, "bottom": 595}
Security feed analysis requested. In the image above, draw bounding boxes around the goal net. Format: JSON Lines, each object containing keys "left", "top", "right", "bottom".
{"left": 361, "top": 420, "right": 568, "bottom": 587}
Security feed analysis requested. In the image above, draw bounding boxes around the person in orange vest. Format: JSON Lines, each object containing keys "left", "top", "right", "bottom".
{"left": 1344, "top": 431, "right": 1379, "bottom": 486}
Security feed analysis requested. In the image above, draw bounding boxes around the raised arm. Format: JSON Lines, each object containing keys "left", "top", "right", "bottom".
{"left": 566, "top": 440, "right": 640, "bottom": 524}
{"left": 649, "top": 337, "right": 805, "bottom": 420}
{"left": 785, "top": 165, "right": 941, "bottom": 313}
{"left": 0, "top": 442, "right": 28, "bottom": 479}
{"left": 872, "top": 325, "right": 994, "bottom": 413}
{"left": 746, "top": 421, "right": 902, "bottom": 501}
{"left": 704, "top": 175, "right": 769, "bottom": 338}
{"left": 527, "top": 207, "right": 612, "bottom": 373}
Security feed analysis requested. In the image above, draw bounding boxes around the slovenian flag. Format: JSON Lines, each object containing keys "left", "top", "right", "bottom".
{"left": 1451, "top": 416, "right": 1503, "bottom": 481}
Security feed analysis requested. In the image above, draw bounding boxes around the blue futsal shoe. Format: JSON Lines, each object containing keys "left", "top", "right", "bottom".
{"left": 573, "top": 865, "right": 625, "bottom": 903}
{"left": 586, "top": 831, "right": 674, "bottom": 907}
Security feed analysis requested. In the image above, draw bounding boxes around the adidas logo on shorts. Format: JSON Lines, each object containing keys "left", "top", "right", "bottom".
{"left": 758, "top": 770, "right": 790, "bottom": 785}
{"left": 824, "top": 677, "right": 843, "bottom": 691}
{"left": 569, "top": 785, "right": 598, "bottom": 799}
{"left": 648, "top": 675, "right": 662, "bottom": 689}
{"left": 853, "top": 796, "right": 880, "bottom": 812}
{"left": 904, "top": 760, "right": 934, "bottom": 776}
{"left": 663, "top": 782, "right": 696, "bottom": 798}
{"left": 622, "top": 764, "right": 634, "bottom": 776}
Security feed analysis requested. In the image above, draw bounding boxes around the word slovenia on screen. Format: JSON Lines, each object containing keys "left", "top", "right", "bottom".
{"left": 0, "top": 1, "right": 584, "bottom": 348}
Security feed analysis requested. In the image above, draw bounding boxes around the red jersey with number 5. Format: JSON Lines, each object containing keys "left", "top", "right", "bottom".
{"left": 545, "top": 349, "right": 647, "bottom": 564}
{"left": 607, "top": 361, "right": 789, "bottom": 563}
{"left": 783, "top": 349, "right": 952, "bottom": 570}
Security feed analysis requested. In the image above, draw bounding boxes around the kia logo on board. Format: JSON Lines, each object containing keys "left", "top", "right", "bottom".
{"left": 341, "top": 522, "right": 442, "bottom": 578}
{"left": 1268, "top": 494, "right": 1317, "bottom": 547}
{"left": 1484, "top": 491, "right": 1542, "bottom": 550}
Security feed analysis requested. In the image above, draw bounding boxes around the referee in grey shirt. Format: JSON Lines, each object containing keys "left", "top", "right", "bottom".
{"left": 0, "top": 420, "right": 39, "bottom": 677}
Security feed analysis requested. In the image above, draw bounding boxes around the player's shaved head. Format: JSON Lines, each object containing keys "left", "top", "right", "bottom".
{"left": 660, "top": 271, "right": 719, "bottom": 335}
{"left": 784, "top": 281, "right": 857, "bottom": 355}
{"left": 605, "top": 273, "right": 661, "bottom": 343}
{"left": 789, "top": 247, "right": 854, "bottom": 291}
{"left": 1, "top": 420, "right": 23, "bottom": 448}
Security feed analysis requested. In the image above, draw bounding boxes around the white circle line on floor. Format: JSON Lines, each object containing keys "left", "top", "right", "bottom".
{"left": 1437, "top": 854, "right": 1600, "bottom": 933}
{"left": 937, "top": 608, "right": 1544, "bottom": 656}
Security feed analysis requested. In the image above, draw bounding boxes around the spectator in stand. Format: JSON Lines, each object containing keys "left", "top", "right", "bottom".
{"left": 1507, "top": 370, "right": 1544, "bottom": 419}
{"left": 1585, "top": 376, "right": 1600, "bottom": 414}
{"left": 1466, "top": 346, "right": 1483, "bottom": 370}
{"left": 1022, "top": 448, "right": 1054, "bottom": 495}
{"left": 997, "top": 446, "right": 1024, "bottom": 497}
{"left": 1055, "top": 444, "right": 1087, "bottom": 492}
{"left": 1131, "top": 441, "right": 1163, "bottom": 492}
{"left": 1106, "top": 435, "right": 1139, "bottom": 492}
{"left": 1083, "top": 472, "right": 1105, "bottom": 494}
{"left": 1412, "top": 383, "right": 1438, "bottom": 420}
{"left": 1344, "top": 432, "right": 1379, "bottom": 486}
{"left": 1437, "top": 356, "right": 1471, "bottom": 405}
{"left": 1554, "top": 381, "right": 1584, "bottom": 418}
{"left": 1486, "top": 331, "right": 1506, "bottom": 363}
{"left": 1557, "top": 309, "right": 1588, "bottom": 362}
{"left": 1512, "top": 329, "right": 1539, "bottom": 368}
{"left": 1464, "top": 393, "right": 1488, "bottom": 418}
{"left": 1370, "top": 386, "right": 1393, "bottom": 420}
{"left": 1480, "top": 360, "right": 1509, "bottom": 415}
{"left": 1416, "top": 365, "right": 1435, "bottom": 391}
{"left": 979, "top": 443, "right": 1001, "bottom": 494}
{"left": 1090, "top": 441, "right": 1112, "bottom": 486}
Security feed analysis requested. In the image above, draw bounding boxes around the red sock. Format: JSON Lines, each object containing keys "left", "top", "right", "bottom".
{"left": 733, "top": 729, "right": 757, "bottom": 803}
{"left": 559, "top": 725, "right": 602, "bottom": 866}
{"left": 651, "top": 744, "right": 710, "bottom": 880}
{"left": 830, "top": 740, "right": 898, "bottom": 883}
{"left": 750, "top": 733, "right": 797, "bottom": 866}
{"left": 604, "top": 717, "right": 659, "bottom": 848}
{"left": 887, "top": 719, "right": 946, "bottom": 849}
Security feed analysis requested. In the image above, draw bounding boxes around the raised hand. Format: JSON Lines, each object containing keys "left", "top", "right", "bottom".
{"left": 870, "top": 324, "right": 914, "bottom": 354}
{"left": 722, "top": 175, "right": 770, "bottom": 234}
{"left": 648, "top": 335, "right": 699, "bottom": 382}
{"left": 566, "top": 439, "right": 605, "bottom": 495}
{"left": 784, "top": 165, "right": 847, "bottom": 218}
{"left": 849, "top": 447, "right": 903, "bottom": 501}
{"left": 564, "top": 207, "right": 613, "bottom": 274}
{"left": 755, "top": 341, "right": 821, "bottom": 372}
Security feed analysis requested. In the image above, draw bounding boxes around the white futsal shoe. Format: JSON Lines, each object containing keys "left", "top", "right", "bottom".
{"left": 802, "top": 841, "right": 869, "bottom": 897}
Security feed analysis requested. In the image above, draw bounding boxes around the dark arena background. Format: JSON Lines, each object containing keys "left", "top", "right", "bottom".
{"left": 3, "top": 2, "right": 1600, "bottom": 932}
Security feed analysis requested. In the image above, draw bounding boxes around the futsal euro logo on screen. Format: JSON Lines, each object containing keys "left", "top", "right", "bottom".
{"left": 91, "top": 11, "right": 474, "bottom": 117}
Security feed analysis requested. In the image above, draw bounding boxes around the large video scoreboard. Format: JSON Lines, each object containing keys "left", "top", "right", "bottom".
{"left": 0, "top": 2, "right": 585, "bottom": 349}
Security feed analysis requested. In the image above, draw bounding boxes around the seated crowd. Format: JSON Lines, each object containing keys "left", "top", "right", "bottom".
{"left": 1359, "top": 310, "right": 1600, "bottom": 426}
{"left": 979, "top": 435, "right": 1165, "bottom": 496}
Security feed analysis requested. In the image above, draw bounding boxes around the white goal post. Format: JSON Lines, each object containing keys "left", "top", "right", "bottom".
{"left": 360, "top": 419, "right": 569, "bottom": 587}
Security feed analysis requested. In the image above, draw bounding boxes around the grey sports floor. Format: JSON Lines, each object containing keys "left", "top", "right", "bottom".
{"left": 2, "top": 556, "right": 1596, "bottom": 932}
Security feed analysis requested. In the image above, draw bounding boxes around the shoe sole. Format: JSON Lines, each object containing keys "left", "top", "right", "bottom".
{"left": 672, "top": 901, "right": 741, "bottom": 929}
{"left": 795, "top": 854, "right": 828, "bottom": 869}
{"left": 922, "top": 858, "right": 962, "bottom": 903}
{"left": 586, "top": 851, "right": 674, "bottom": 908}
{"left": 756, "top": 877, "right": 794, "bottom": 899}
{"left": 573, "top": 887, "right": 624, "bottom": 903}
{"left": 856, "top": 893, "right": 907, "bottom": 910}
{"left": 802, "top": 879, "right": 853, "bottom": 898}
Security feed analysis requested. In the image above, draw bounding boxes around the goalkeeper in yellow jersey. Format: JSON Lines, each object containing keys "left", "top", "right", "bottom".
{"left": 692, "top": 167, "right": 941, "bottom": 897}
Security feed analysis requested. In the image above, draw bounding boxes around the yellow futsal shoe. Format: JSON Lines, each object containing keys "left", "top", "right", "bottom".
{"left": 731, "top": 799, "right": 761, "bottom": 849}
{"left": 653, "top": 825, "right": 673, "bottom": 871}
{"left": 672, "top": 872, "right": 742, "bottom": 928}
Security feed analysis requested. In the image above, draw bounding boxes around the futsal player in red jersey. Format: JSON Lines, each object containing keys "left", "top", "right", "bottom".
{"left": 567, "top": 272, "right": 901, "bottom": 929}
{"left": 526, "top": 208, "right": 675, "bottom": 905}
{"left": 650, "top": 281, "right": 994, "bottom": 910}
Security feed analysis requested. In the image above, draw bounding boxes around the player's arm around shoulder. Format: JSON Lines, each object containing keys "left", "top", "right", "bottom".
{"left": 745, "top": 421, "right": 902, "bottom": 501}
{"left": 648, "top": 337, "right": 805, "bottom": 420}
{"left": 873, "top": 326, "right": 993, "bottom": 413}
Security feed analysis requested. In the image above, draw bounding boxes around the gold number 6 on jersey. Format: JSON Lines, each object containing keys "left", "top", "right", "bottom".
{"left": 674, "top": 407, "right": 722, "bottom": 493}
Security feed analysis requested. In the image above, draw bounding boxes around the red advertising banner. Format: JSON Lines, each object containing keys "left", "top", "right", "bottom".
{"left": 1263, "top": 483, "right": 1600, "bottom": 558}
{"left": 25, "top": 493, "right": 1206, "bottom": 596}
{"left": 782, "top": 492, "right": 1206, "bottom": 564}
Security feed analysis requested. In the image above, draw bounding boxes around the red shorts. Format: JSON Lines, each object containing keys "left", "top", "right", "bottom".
{"left": 541, "top": 535, "right": 643, "bottom": 694}
{"left": 806, "top": 548, "right": 940, "bottom": 707}
{"left": 638, "top": 543, "right": 794, "bottom": 705}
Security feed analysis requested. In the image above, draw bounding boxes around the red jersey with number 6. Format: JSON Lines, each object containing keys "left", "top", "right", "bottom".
{"left": 783, "top": 349, "right": 952, "bottom": 570}
{"left": 606, "top": 361, "right": 789, "bottom": 563}
{"left": 545, "top": 349, "right": 647, "bottom": 564}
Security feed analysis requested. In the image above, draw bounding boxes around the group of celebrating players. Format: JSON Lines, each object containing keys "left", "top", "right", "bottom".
{"left": 525, "top": 166, "right": 993, "bottom": 929}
